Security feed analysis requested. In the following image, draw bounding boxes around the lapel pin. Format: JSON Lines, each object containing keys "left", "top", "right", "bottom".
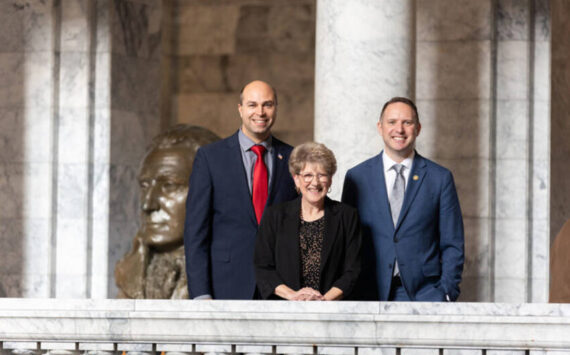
{"left": 413, "top": 175, "right": 419, "bottom": 181}
{"left": 278, "top": 154, "right": 283, "bottom": 160}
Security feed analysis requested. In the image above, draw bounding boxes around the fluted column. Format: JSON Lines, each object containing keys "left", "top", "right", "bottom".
{"left": 314, "top": 0, "right": 415, "bottom": 198}
{"left": 53, "top": 0, "right": 163, "bottom": 298}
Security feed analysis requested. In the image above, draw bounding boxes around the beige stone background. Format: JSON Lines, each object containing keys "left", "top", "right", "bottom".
{"left": 162, "top": 0, "right": 316, "bottom": 146}
{"left": 1, "top": 0, "right": 568, "bottom": 302}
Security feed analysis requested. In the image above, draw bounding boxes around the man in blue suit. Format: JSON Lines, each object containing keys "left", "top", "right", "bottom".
{"left": 342, "top": 97, "right": 464, "bottom": 302}
{"left": 184, "top": 80, "right": 297, "bottom": 299}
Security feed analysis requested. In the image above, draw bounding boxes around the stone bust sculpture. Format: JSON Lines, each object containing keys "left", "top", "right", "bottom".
{"left": 115, "top": 124, "right": 219, "bottom": 299}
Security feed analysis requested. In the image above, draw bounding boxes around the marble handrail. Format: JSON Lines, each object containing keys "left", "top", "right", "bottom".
{"left": 0, "top": 298, "right": 569, "bottom": 354}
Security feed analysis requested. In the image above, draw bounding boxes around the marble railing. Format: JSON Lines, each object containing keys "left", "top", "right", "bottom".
{"left": 1, "top": 298, "right": 570, "bottom": 355}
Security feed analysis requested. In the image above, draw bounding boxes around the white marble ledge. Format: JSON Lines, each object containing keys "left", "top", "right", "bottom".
{"left": 0, "top": 299, "right": 570, "bottom": 350}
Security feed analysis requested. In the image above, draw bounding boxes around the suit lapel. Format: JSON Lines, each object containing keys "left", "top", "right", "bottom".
{"left": 283, "top": 199, "right": 302, "bottom": 286}
{"left": 396, "top": 153, "right": 427, "bottom": 230}
{"left": 267, "top": 139, "right": 288, "bottom": 205}
{"left": 226, "top": 132, "right": 257, "bottom": 225}
{"left": 320, "top": 198, "right": 339, "bottom": 273}
{"left": 367, "top": 153, "right": 395, "bottom": 233}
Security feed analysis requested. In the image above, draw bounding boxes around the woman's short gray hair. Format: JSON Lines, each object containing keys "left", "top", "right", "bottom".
{"left": 288, "top": 142, "right": 337, "bottom": 177}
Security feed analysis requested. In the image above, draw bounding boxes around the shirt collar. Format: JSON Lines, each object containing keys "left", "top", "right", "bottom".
{"left": 382, "top": 150, "right": 415, "bottom": 173}
{"left": 238, "top": 129, "right": 272, "bottom": 152}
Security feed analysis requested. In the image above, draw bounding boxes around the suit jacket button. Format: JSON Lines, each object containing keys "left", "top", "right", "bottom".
{"left": 394, "top": 238, "right": 399, "bottom": 243}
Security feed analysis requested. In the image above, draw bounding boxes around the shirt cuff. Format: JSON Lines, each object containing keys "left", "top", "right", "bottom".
{"left": 194, "top": 294, "right": 213, "bottom": 300}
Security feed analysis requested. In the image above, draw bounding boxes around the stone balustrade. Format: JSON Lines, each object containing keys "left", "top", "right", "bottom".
{"left": 0, "top": 299, "right": 569, "bottom": 355}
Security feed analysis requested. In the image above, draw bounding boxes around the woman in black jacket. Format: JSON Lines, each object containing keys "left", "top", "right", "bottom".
{"left": 254, "top": 142, "right": 362, "bottom": 300}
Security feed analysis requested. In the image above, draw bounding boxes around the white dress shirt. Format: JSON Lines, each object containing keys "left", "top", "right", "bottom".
{"left": 382, "top": 150, "right": 415, "bottom": 197}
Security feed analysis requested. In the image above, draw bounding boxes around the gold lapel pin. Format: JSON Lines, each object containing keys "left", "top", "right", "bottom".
{"left": 278, "top": 154, "right": 283, "bottom": 160}
{"left": 413, "top": 175, "right": 419, "bottom": 181}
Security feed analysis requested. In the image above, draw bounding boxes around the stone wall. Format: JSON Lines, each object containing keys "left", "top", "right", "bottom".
{"left": 105, "top": 0, "right": 164, "bottom": 298}
{"left": 551, "top": 0, "right": 570, "bottom": 246}
{"left": 415, "top": 0, "right": 494, "bottom": 302}
{"left": 0, "top": 0, "right": 563, "bottom": 302}
{"left": 165, "top": 0, "right": 316, "bottom": 146}
{"left": 415, "top": 0, "right": 550, "bottom": 303}
{"left": 0, "top": 0, "right": 163, "bottom": 298}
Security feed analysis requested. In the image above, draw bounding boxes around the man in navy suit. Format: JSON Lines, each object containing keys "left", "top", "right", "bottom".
{"left": 184, "top": 80, "right": 297, "bottom": 299}
{"left": 342, "top": 97, "right": 464, "bottom": 302}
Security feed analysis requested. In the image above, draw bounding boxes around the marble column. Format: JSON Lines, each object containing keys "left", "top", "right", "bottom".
{"left": 492, "top": 0, "right": 550, "bottom": 303}
{"left": 54, "top": 0, "right": 163, "bottom": 298}
{"left": 54, "top": 0, "right": 95, "bottom": 299}
{"left": 527, "top": 0, "right": 550, "bottom": 304}
{"left": 314, "top": 0, "right": 415, "bottom": 198}
{"left": 0, "top": 0, "right": 54, "bottom": 297}
{"left": 0, "top": 0, "right": 162, "bottom": 298}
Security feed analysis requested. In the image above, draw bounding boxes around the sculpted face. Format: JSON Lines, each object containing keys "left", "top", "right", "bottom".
{"left": 238, "top": 80, "right": 277, "bottom": 143}
{"left": 138, "top": 147, "right": 192, "bottom": 251}
{"left": 377, "top": 102, "right": 421, "bottom": 162}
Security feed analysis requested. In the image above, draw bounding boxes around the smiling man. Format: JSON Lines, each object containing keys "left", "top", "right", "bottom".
{"left": 184, "top": 80, "right": 298, "bottom": 299}
{"left": 342, "top": 97, "right": 465, "bottom": 302}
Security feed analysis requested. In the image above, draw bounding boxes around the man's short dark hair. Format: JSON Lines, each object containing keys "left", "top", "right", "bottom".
{"left": 239, "top": 83, "right": 278, "bottom": 106}
{"left": 379, "top": 97, "right": 419, "bottom": 123}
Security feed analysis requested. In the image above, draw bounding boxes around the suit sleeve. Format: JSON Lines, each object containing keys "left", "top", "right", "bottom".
{"left": 438, "top": 171, "right": 465, "bottom": 301}
{"left": 254, "top": 207, "right": 286, "bottom": 299}
{"left": 341, "top": 170, "right": 378, "bottom": 301}
{"left": 331, "top": 207, "right": 362, "bottom": 297}
{"left": 184, "top": 148, "right": 213, "bottom": 298}
{"left": 341, "top": 170, "right": 357, "bottom": 208}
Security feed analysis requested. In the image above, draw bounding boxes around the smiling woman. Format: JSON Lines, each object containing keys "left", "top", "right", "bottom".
{"left": 254, "top": 142, "right": 362, "bottom": 301}
{"left": 114, "top": 125, "right": 219, "bottom": 299}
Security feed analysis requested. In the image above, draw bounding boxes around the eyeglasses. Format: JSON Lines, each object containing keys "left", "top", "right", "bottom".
{"left": 298, "top": 173, "right": 330, "bottom": 183}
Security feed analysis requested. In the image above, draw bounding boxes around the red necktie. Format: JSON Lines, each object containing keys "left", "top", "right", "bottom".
{"left": 251, "top": 145, "right": 268, "bottom": 223}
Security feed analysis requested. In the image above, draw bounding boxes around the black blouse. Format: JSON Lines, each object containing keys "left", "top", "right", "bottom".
{"left": 299, "top": 216, "right": 324, "bottom": 290}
